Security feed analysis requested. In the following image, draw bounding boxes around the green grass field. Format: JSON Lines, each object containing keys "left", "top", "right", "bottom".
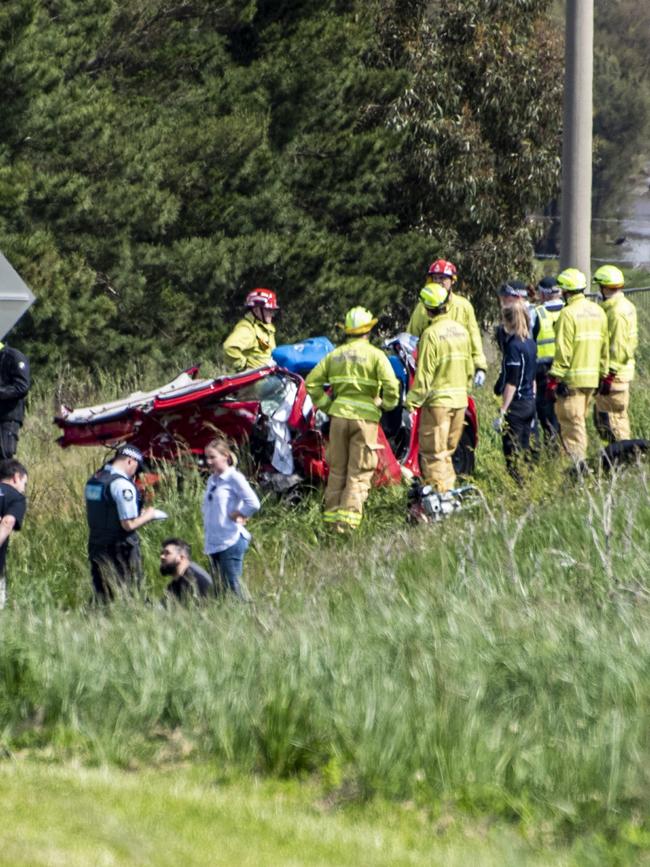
{"left": 2, "top": 276, "right": 650, "bottom": 864}
{"left": 1, "top": 761, "right": 601, "bottom": 867}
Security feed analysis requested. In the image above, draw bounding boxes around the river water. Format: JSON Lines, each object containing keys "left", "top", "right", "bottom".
{"left": 592, "top": 167, "right": 650, "bottom": 270}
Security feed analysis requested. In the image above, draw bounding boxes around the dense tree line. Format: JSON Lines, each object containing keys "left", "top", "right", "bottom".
{"left": 0, "top": 1, "right": 562, "bottom": 371}
{"left": 593, "top": 0, "right": 650, "bottom": 216}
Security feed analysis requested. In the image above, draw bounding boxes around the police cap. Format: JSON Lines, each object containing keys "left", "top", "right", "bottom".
{"left": 498, "top": 280, "right": 529, "bottom": 299}
{"left": 115, "top": 444, "right": 144, "bottom": 466}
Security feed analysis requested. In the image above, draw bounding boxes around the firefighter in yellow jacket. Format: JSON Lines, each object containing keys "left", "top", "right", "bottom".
{"left": 593, "top": 265, "right": 638, "bottom": 442}
{"left": 305, "top": 307, "right": 400, "bottom": 531}
{"left": 547, "top": 268, "right": 609, "bottom": 466}
{"left": 405, "top": 284, "right": 473, "bottom": 493}
{"left": 223, "top": 289, "right": 279, "bottom": 372}
{"left": 407, "top": 259, "right": 487, "bottom": 387}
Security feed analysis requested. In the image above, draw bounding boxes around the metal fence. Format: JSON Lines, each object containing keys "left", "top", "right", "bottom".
{"left": 586, "top": 286, "right": 650, "bottom": 313}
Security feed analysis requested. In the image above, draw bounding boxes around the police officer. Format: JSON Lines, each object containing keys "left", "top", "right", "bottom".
{"left": 497, "top": 280, "right": 534, "bottom": 326}
{"left": 85, "top": 444, "right": 159, "bottom": 601}
{"left": 0, "top": 341, "right": 30, "bottom": 459}
{"left": 548, "top": 268, "right": 609, "bottom": 469}
{"left": 592, "top": 265, "right": 638, "bottom": 443}
{"left": 405, "top": 284, "right": 473, "bottom": 493}
{"left": 532, "top": 276, "right": 564, "bottom": 442}
{"left": 493, "top": 304, "right": 537, "bottom": 482}
{"left": 223, "top": 289, "right": 279, "bottom": 372}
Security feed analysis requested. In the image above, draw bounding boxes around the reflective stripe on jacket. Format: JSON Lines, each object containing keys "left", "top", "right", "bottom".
{"left": 549, "top": 294, "right": 609, "bottom": 388}
{"left": 223, "top": 313, "right": 276, "bottom": 372}
{"left": 407, "top": 293, "right": 486, "bottom": 371}
{"left": 601, "top": 292, "right": 637, "bottom": 382}
{"left": 305, "top": 338, "right": 400, "bottom": 422}
{"left": 405, "top": 314, "right": 473, "bottom": 410}
{"left": 535, "top": 304, "right": 562, "bottom": 362}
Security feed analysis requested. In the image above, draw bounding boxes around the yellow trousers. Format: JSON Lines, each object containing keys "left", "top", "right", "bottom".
{"left": 555, "top": 387, "right": 595, "bottom": 462}
{"left": 594, "top": 381, "right": 631, "bottom": 442}
{"left": 324, "top": 417, "right": 380, "bottom": 527}
{"left": 418, "top": 406, "right": 465, "bottom": 493}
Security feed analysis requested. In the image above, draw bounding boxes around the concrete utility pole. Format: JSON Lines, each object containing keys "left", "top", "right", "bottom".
{"left": 560, "top": 0, "right": 593, "bottom": 280}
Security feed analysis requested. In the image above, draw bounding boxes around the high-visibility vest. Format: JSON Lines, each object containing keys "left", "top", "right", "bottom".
{"left": 405, "top": 314, "right": 473, "bottom": 410}
{"left": 305, "top": 338, "right": 400, "bottom": 422}
{"left": 549, "top": 294, "right": 609, "bottom": 388}
{"left": 535, "top": 305, "right": 561, "bottom": 362}
{"left": 601, "top": 292, "right": 638, "bottom": 382}
{"left": 223, "top": 313, "right": 276, "bottom": 372}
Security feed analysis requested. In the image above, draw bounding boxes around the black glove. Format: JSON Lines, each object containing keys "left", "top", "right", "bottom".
{"left": 598, "top": 372, "right": 615, "bottom": 396}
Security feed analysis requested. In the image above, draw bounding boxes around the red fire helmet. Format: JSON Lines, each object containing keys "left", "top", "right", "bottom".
{"left": 427, "top": 259, "right": 457, "bottom": 279}
{"left": 244, "top": 288, "right": 279, "bottom": 310}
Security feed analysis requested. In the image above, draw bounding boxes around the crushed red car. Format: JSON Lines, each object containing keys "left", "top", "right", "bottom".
{"left": 54, "top": 336, "right": 477, "bottom": 493}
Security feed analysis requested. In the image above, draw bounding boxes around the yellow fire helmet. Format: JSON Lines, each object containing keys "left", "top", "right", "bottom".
{"left": 593, "top": 264, "right": 624, "bottom": 290}
{"left": 557, "top": 267, "right": 587, "bottom": 292}
{"left": 419, "top": 282, "right": 449, "bottom": 310}
{"left": 344, "top": 306, "right": 378, "bottom": 335}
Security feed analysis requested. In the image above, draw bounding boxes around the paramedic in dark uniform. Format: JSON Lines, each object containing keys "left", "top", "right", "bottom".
{"left": 85, "top": 444, "right": 158, "bottom": 601}
{"left": 0, "top": 342, "right": 30, "bottom": 459}
{"left": 0, "top": 458, "right": 28, "bottom": 609}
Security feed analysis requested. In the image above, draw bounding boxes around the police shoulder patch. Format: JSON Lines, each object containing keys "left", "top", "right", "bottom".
{"left": 122, "top": 489, "right": 134, "bottom": 501}
{"left": 85, "top": 483, "right": 103, "bottom": 502}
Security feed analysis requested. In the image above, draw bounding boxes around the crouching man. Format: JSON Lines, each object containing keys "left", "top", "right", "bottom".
{"left": 160, "top": 538, "right": 214, "bottom": 604}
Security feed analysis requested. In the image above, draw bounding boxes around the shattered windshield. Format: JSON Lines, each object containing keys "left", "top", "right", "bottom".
{"left": 224, "top": 373, "right": 295, "bottom": 416}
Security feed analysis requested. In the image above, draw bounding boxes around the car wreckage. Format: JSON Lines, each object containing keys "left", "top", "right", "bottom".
{"left": 54, "top": 335, "right": 478, "bottom": 495}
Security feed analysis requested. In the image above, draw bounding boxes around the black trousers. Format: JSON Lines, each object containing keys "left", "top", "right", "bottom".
{"left": 0, "top": 420, "right": 21, "bottom": 459}
{"left": 503, "top": 398, "right": 536, "bottom": 481}
{"left": 535, "top": 369, "right": 560, "bottom": 443}
{"left": 89, "top": 538, "right": 142, "bottom": 602}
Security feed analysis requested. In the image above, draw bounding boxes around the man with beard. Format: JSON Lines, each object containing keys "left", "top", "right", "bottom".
{"left": 159, "top": 537, "right": 214, "bottom": 603}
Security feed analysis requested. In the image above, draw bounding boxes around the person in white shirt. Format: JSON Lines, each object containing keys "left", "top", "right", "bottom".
{"left": 202, "top": 439, "right": 260, "bottom": 598}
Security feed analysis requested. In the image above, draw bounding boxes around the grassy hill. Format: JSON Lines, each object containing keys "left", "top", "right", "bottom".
{"left": 1, "top": 278, "right": 650, "bottom": 864}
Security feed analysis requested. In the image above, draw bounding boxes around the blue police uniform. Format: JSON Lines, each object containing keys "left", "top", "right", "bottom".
{"left": 494, "top": 333, "right": 537, "bottom": 482}
{"left": 85, "top": 456, "right": 143, "bottom": 600}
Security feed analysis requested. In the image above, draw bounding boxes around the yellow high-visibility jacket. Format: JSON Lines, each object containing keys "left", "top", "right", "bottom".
{"left": 305, "top": 337, "right": 400, "bottom": 422}
{"left": 549, "top": 293, "right": 609, "bottom": 388}
{"left": 223, "top": 313, "right": 276, "bottom": 372}
{"left": 601, "top": 292, "right": 637, "bottom": 382}
{"left": 407, "top": 293, "right": 486, "bottom": 371}
{"left": 535, "top": 303, "right": 563, "bottom": 363}
{"left": 405, "top": 314, "right": 473, "bottom": 410}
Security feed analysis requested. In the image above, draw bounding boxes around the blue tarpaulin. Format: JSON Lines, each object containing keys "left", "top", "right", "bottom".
{"left": 272, "top": 337, "right": 334, "bottom": 376}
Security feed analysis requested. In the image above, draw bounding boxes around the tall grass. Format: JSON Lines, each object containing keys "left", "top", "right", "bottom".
{"left": 2, "top": 468, "right": 649, "bottom": 842}
{"left": 1, "top": 281, "right": 649, "bottom": 852}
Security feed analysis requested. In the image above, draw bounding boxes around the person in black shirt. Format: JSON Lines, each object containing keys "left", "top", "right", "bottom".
{"left": 0, "top": 458, "right": 28, "bottom": 609}
{"left": 159, "top": 538, "right": 214, "bottom": 604}
{"left": 493, "top": 304, "right": 537, "bottom": 482}
{"left": 0, "top": 343, "right": 30, "bottom": 459}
